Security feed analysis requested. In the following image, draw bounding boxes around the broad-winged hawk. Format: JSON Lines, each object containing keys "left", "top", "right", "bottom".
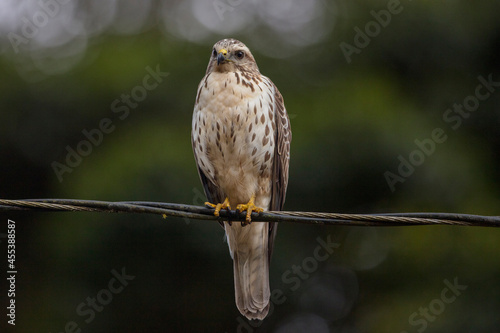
{"left": 192, "top": 38, "right": 291, "bottom": 320}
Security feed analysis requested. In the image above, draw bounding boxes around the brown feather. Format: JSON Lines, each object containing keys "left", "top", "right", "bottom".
{"left": 268, "top": 80, "right": 291, "bottom": 261}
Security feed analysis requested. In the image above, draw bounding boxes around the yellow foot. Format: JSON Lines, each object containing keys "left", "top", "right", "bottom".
{"left": 236, "top": 195, "right": 264, "bottom": 225}
{"left": 205, "top": 197, "right": 231, "bottom": 217}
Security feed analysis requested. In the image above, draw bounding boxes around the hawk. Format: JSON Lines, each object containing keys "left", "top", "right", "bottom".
{"left": 191, "top": 38, "right": 291, "bottom": 320}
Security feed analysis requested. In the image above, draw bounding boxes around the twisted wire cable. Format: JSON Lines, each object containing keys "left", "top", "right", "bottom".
{"left": 1, "top": 199, "right": 499, "bottom": 227}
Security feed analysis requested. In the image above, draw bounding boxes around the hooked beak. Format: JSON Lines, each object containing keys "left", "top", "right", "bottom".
{"left": 217, "top": 48, "right": 228, "bottom": 65}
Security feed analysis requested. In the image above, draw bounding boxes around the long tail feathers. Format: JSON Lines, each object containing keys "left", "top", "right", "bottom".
{"left": 226, "top": 222, "right": 270, "bottom": 320}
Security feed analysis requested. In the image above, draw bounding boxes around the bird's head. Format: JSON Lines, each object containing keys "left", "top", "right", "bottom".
{"left": 206, "top": 38, "right": 260, "bottom": 74}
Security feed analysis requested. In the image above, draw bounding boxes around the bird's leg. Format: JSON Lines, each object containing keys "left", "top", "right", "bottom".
{"left": 236, "top": 195, "right": 264, "bottom": 225}
{"left": 205, "top": 197, "right": 231, "bottom": 217}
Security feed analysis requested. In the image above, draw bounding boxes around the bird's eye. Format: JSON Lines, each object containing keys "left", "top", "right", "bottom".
{"left": 235, "top": 51, "right": 245, "bottom": 59}
{"left": 212, "top": 48, "right": 217, "bottom": 57}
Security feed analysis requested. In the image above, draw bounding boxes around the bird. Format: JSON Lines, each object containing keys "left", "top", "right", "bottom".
{"left": 191, "top": 38, "right": 291, "bottom": 320}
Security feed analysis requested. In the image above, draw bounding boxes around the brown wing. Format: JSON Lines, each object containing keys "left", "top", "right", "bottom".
{"left": 197, "top": 167, "right": 226, "bottom": 228}
{"left": 196, "top": 164, "right": 224, "bottom": 206}
{"left": 268, "top": 80, "right": 291, "bottom": 261}
{"left": 191, "top": 117, "right": 225, "bottom": 228}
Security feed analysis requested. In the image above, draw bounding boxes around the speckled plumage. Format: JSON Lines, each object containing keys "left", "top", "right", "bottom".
{"left": 191, "top": 38, "right": 291, "bottom": 320}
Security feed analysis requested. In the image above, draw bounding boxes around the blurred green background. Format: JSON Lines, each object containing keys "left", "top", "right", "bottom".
{"left": 1, "top": 0, "right": 499, "bottom": 332}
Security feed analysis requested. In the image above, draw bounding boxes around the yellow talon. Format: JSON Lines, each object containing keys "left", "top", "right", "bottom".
{"left": 236, "top": 195, "right": 264, "bottom": 225}
{"left": 205, "top": 197, "right": 231, "bottom": 217}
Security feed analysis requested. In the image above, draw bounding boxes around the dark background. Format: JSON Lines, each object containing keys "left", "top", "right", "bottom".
{"left": 1, "top": 0, "right": 499, "bottom": 332}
